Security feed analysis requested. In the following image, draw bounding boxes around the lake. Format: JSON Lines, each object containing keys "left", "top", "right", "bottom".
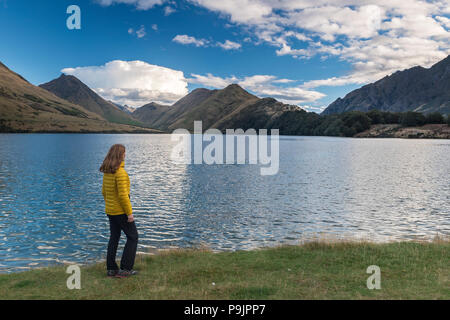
{"left": 0, "top": 134, "right": 449, "bottom": 273}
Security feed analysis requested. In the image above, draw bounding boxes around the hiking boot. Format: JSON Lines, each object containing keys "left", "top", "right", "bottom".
{"left": 107, "top": 270, "right": 118, "bottom": 277}
{"left": 116, "top": 269, "right": 138, "bottom": 278}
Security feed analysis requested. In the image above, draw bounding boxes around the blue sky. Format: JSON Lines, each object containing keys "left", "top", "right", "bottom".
{"left": 0, "top": 0, "right": 449, "bottom": 112}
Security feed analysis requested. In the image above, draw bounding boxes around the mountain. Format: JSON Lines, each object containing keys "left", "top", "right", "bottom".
{"left": 132, "top": 102, "right": 172, "bottom": 128}
{"left": 40, "top": 74, "right": 143, "bottom": 126}
{"left": 211, "top": 96, "right": 296, "bottom": 131}
{"left": 110, "top": 101, "right": 135, "bottom": 114}
{"left": 0, "top": 62, "right": 158, "bottom": 133}
{"left": 323, "top": 55, "right": 450, "bottom": 115}
{"left": 132, "top": 88, "right": 216, "bottom": 130}
{"left": 168, "top": 84, "right": 260, "bottom": 131}
{"left": 133, "top": 84, "right": 298, "bottom": 132}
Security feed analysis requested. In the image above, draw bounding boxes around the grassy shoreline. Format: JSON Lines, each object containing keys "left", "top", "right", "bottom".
{"left": 0, "top": 241, "right": 448, "bottom": 300}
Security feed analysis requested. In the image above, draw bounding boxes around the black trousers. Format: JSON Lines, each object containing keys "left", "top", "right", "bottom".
{"left": 106, "top": 214, "right": 138, "bottom": 271}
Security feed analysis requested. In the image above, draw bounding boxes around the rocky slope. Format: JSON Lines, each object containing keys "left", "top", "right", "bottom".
{"left": 323, "top": 55, "right": 450, "bottom": 115}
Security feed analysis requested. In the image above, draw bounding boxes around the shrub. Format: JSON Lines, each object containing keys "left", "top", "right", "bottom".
{"left": 341, "top": 111, "right": 372, "bottom": 134}
{"left": 425, "top": 112, "right": 445, "bottom": 124}
{"left": 367, "top": 109, "right": 384, "bottom": 124}
{"left": 400, "top": 111, "right": 426, "bottom": 127}
{"left": 383, "top": 112, "right": 401, "bottom": 124}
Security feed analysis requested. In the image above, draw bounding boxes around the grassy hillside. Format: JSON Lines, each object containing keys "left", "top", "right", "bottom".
{"left": 212, "top": 97, "right": 296, "bottom": 131}
{"left": 168, "top": 84, "right": 260, "bottom": 131}
{"left": 132, "top": 88, "right": 217, "bottom": 130}
{"left": 132, "top": 102, "right": 172, "bottom": 128}
{"left": 0, "top": 241, "right": 448, "bottom": 299}
{"left": 132, "top": 85, "right": 301, "bottom": 133}
{"left": 40, "top": 74, "right": 147, "bottom": 127}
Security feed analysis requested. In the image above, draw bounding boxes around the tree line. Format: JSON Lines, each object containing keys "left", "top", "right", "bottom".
{"left": 269, "top": 109, "right": 450, "bottom": 137}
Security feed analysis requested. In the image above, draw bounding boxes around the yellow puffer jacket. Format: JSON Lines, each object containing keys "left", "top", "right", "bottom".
{"left": 102, "top": 161, "right": 132, "bottom": 216}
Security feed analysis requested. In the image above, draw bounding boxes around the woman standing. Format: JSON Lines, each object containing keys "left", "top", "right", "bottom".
{"left": 100, "top": 144, "right": 138, "bottom": 278}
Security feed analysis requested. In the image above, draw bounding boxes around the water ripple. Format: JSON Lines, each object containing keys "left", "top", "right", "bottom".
{"left": 0, "top": 134, "right": 449, "bottom": 272}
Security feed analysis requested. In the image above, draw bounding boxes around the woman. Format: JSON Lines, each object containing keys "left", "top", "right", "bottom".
{"left": 100, "top": 144, "right": 138, "bottom": 278}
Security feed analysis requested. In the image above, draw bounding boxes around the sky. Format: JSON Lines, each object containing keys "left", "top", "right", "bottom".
{"left": 0, "top": 0, "right": 449, "bottom": 112}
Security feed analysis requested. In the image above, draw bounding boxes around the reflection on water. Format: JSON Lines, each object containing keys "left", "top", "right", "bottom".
{"left": 0, "top": 134, "right": 449, "bottom": 273}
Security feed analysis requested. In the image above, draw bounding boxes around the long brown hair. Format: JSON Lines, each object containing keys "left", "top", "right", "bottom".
{"left": 100, "top": 144, "right": 126, "bottom": 174}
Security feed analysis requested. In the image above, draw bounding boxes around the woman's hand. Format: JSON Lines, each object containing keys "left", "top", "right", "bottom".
{"left": 127, "top": 214, "right": 134, "bottom": 223}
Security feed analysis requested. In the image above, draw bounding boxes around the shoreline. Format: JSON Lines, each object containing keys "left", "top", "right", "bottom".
{"left": 1, "top": 240, "right": 448, "bottom": 299}
{"left": 356, "top": 124, "right": 450, "bottom": 139}
{"left": 2, "top": 236, "right": 448, "bottom": 275}
{"left": 1, "top": 124, "right": 449, "bottom": 138}
{"left": 1, "top": 132, "right": 450, "bottom": 139}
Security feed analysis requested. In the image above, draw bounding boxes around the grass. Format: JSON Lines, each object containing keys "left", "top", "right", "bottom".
{"left": 0, "top": 241, "right": 448, "bottom": 300}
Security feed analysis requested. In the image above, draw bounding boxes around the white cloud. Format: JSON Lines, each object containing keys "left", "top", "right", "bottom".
{"left": 188, "top": 73, "right": 239, "bottom": 88}
{"left": 136, "top": 25, "right": 146, "bottom": 38}
{"left": 173, "top": 35, "right": 242, "bottom": 51}
{"left": 272, "top": 78, "right": 295, "bottom": 84}
{"left": 217, "top": 40, "right": 241, "bottom": 50}
{"left": 97, "top": 0, "right": 166, "bottom": 10}
{"left": 164, "top": 6, "right": 176, "bottom": 15}
{"left": 436, "top": 15, "right": 450, "bottom": 28}
{"left": 303, "top": 105, "right": 327, "bottom": 113}
{"left": 62, "top": 60, "right": 188, "bottom": 107}
{"left": 172, "top": 34, "right": 209, "bottom": 47}
{"left": 188, "top": 0, "right": 273, "bottom": 24}
{"left": 239, "top": 75, "right": 325, "bottom": 104}
{"left": 303, "top": 35, "right": 450, "bottom": 88}
{"left": 151, "top": 24, "right": 158, "bottom": 31}
{"left": 128, "top": 25, "right": 146, "bottom": 38}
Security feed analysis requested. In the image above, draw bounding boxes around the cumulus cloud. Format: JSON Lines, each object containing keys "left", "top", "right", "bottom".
{"left": 187, "top": 73, "right": 325, "bottom": 105}
{"left": 62, "top": 60, "right": 188, "bottom": 107}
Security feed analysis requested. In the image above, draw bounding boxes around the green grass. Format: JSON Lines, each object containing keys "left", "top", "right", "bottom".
{"left": 0, "top": 241, "right": 448, "bottom": 300}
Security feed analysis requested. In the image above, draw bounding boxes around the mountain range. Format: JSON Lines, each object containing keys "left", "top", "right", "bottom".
{"left": 132, "top": 84, "right": 299, "bottom": 132}
{"left": 1, "top": 55, "right": 449, "bottom": 133}
{"left": 323, "top": 55, "right": 450, "bottom": 115}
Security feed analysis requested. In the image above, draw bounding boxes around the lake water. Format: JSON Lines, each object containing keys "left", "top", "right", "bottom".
{"left": 0, "top": 134, "right": 449, "bottom": 273}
